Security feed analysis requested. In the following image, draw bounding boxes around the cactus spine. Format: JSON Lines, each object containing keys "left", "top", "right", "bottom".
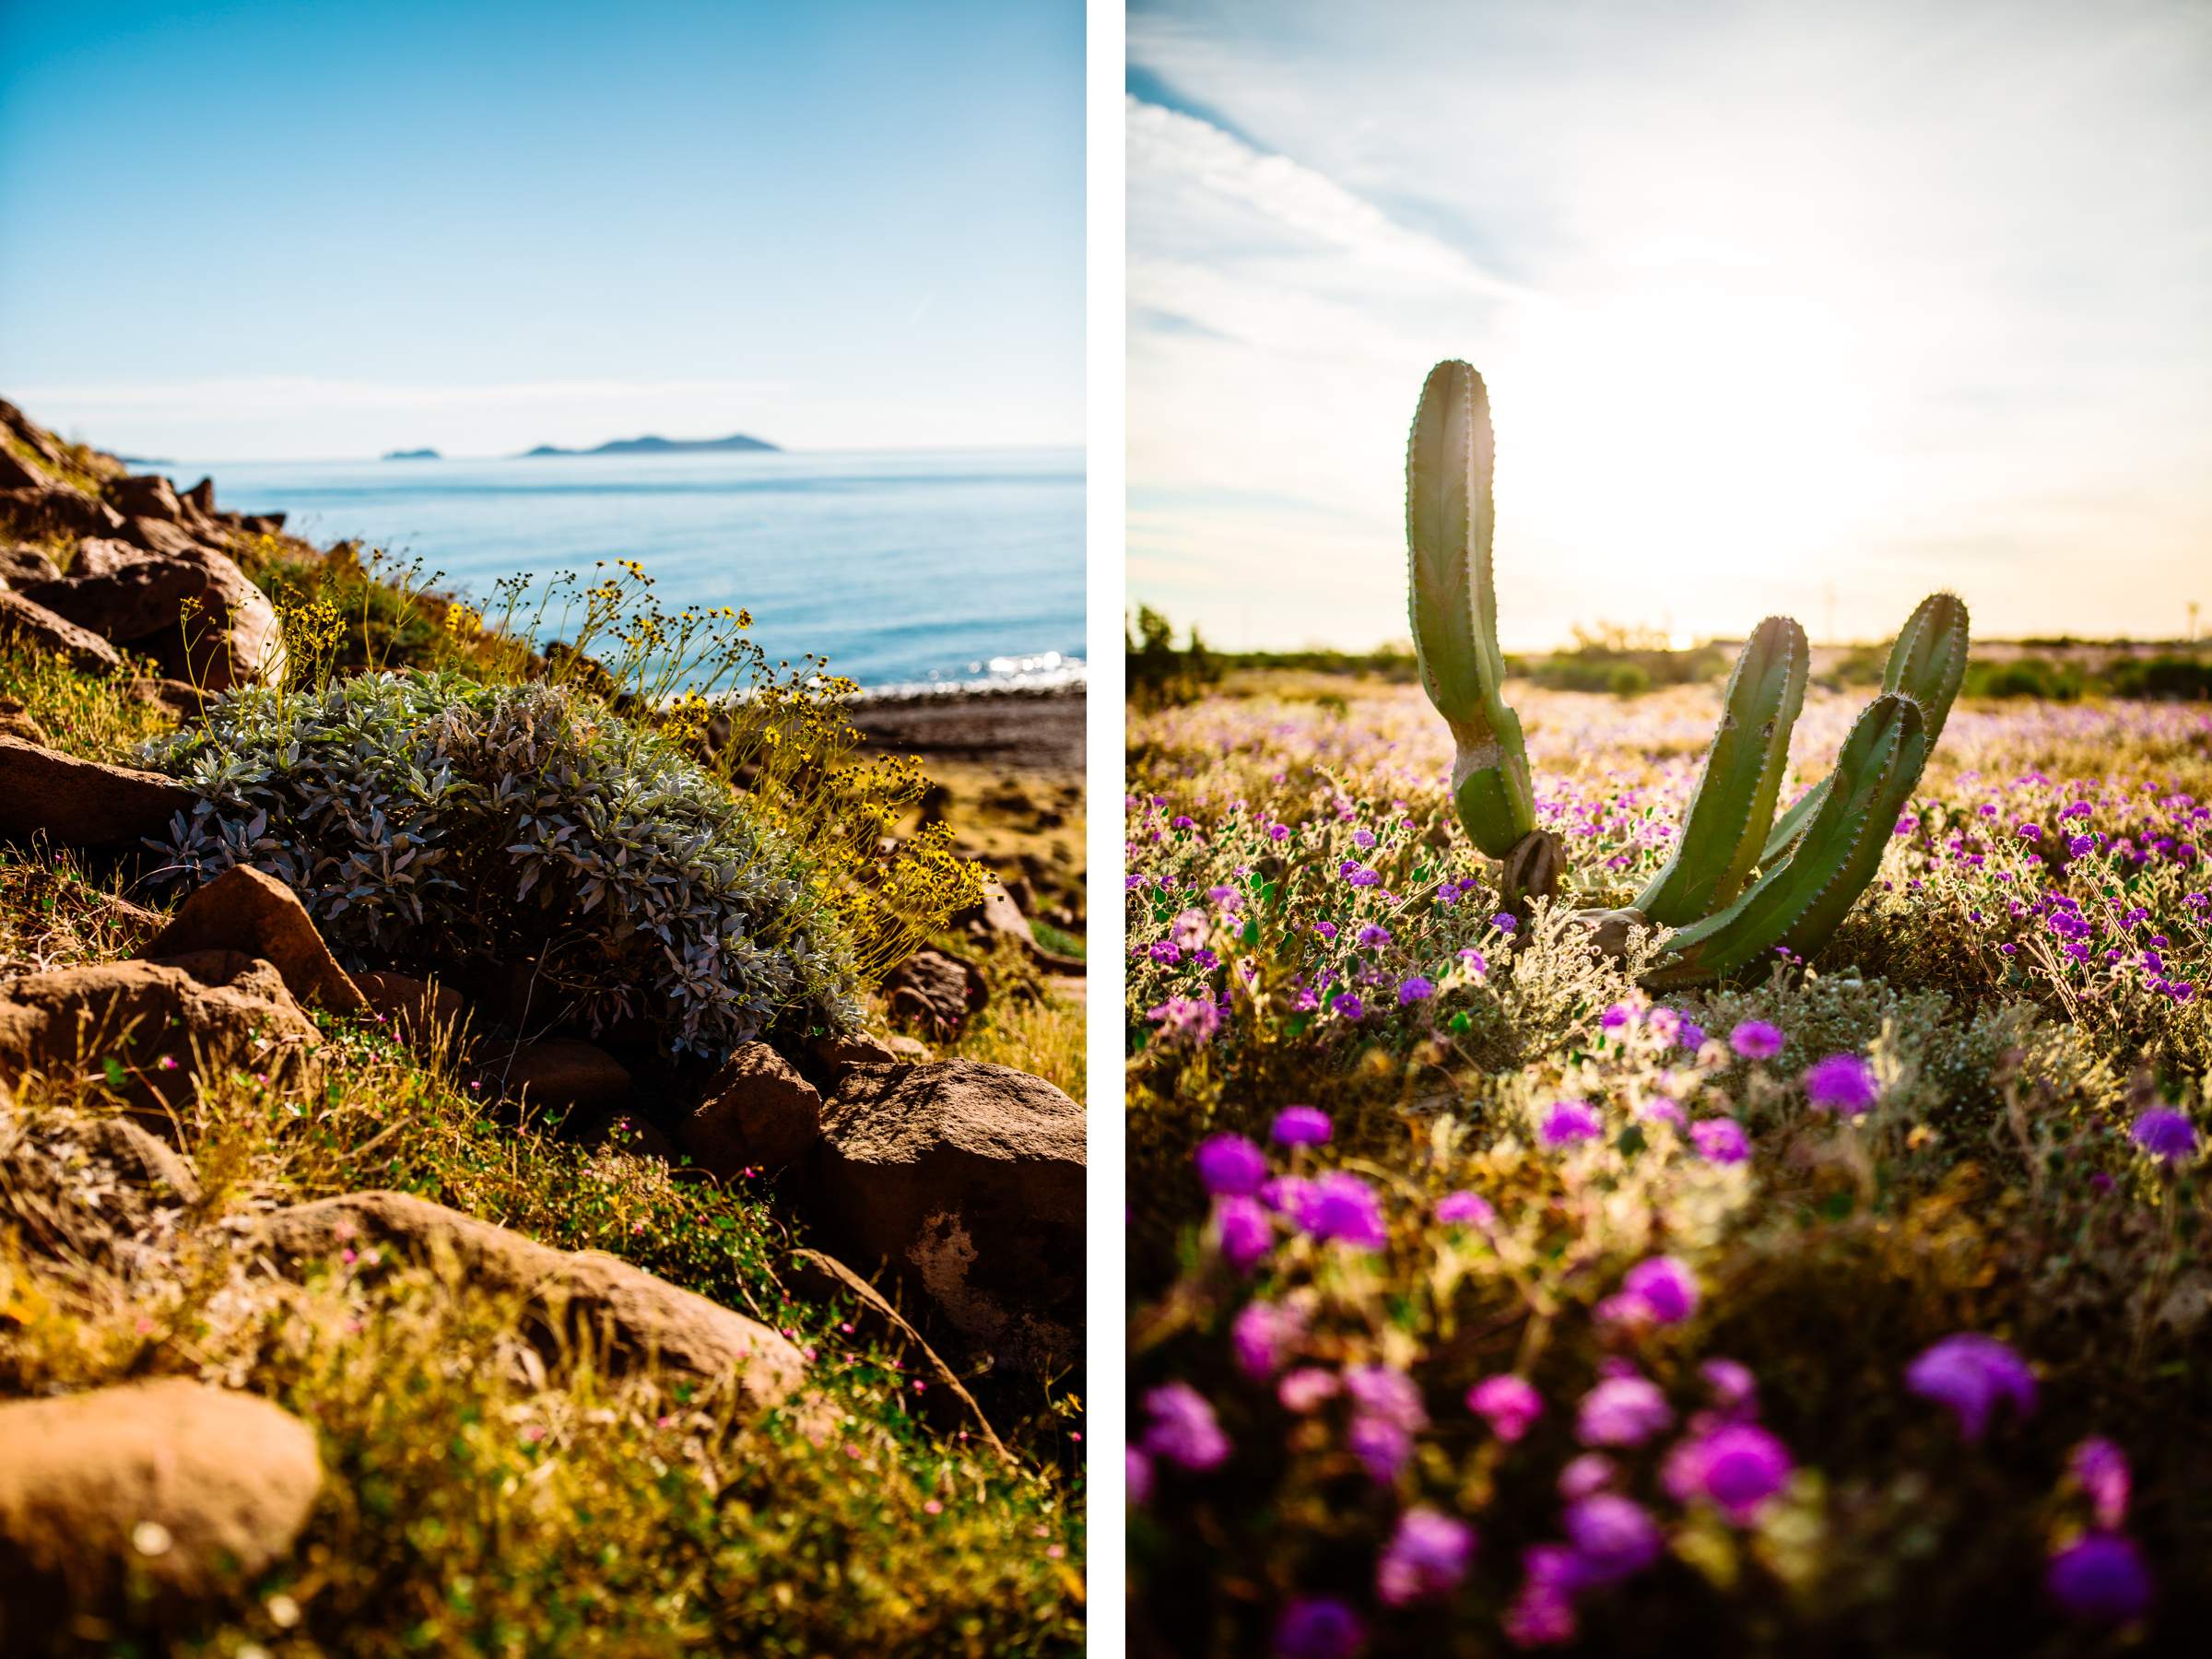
{"left": 1634, "top": 616, "right": 1807, "bottom": 926}
{"left": 1762, "top": 592, "right": 1970, "bottom": 863}
{"left": 1406, "top": 360, "right": 1536, "bottom": 857}
{"left": 1400, "top": 360, "right": 1968, "bottom": 988}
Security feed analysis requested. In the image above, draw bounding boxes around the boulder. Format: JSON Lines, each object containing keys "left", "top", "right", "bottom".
{"left": 882, "top": 947, "right": 987, "bottom": 1032}
{"left": 0, "top": 543, "right": 63, "bottom": 586}
{"left": 181, "top": 477, "right": 218, "bottom": 517}
{"left": 259, "top": 1191, "right": 806, "bottom": 1410}
{"left": 240, "top": 512, "right": 286, "bottom": 535}
{"left": 0, "top": 1380, "right": 321, "bottom": 1641}
{"left": 120, "top": 516, "right": 207, "bottom": 560}
{"left": 0, "top": 734, "right": 194, "bottom": 849}
{"left": 0, "top": 1100, "right": 202, "bottom": 1260}
{"left": 809, "top": 1030, "right": 906, "bottom": 1088}
{"left": 22, "top": 543, "right": 283, "bottom": 691}
{"left": 678, "top": 1041, "right": 821, "bottom": 1175}
{"left": 953, "top": 878, "right": 1036, "bottom": 948}
{"left": 139, "top": 865, "right": 366, "bottom": 1014}
{"left": 0, "top": 484, "right": 128, "bottom": 541}
{"left": 0, "top": 700, "right": 41, "bottom": 745}
{"left": 124, "top": 675, "right": 205, "bottom": 717}
{"left": 356, "top": 970, "right": 466, "bottom": 1041}
{"left": 108, "top": 474, "right": 182, "bottom": 522}
{"left": 477, "top": 1037, "right": 630, "bottom": 1120}
{"left": 0, "top": 954, "right": 321, "bottom": 1121}
{"left": 0, "top": 586, "right": 126, "bottom": 674}
{"left": 814, "top": 1060, "right": 1084, "bottom": 1367}
{"left": 0, "top": 446, "right": 51, "bottom": 491}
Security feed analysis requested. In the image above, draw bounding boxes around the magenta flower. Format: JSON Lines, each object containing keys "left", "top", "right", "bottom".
{"left": 1126, "top": 1446, "right": 1153, "bottom": 1505}
{"left": 1467, "top": 1373, "right": 1544, "bottom": 1442}
{"left": 1376, "top": 1507, "right": 1477, "bottom": 1606}
{"left": 1700, "top": 1358, "right": 1759, "bottom": 1416}
{"left": 1195, "top": 1134, "right": 1268, "bottom": 1196}
{"left": 1576, "top": 1374, "right": 1674, "bottom": 1447}
{"left": 2071, "top": 1438, "right": 2131, "bottom": 1529}
{"left": 1268, "top": 823, "right": 1291, "bottom": 842}
{"left": 1271, "top": 1104, "right": 1332, "bottom": 1146}
{"left": 2131, "top": 1107, "right": 2197, "bottom": 1162}
{"left": 1277, "top": 1367, "right": 1341, "bottom": 1413}
{"left": 1502, "top": 1547, "right": 1583, "bottom": 1647}
{"left": 1345, "top": 1364, "right": 1426, "bottom": 1430}
{"left": 1665, "top": 1423, "right": 1793, "bottom": 1523}
{"left": 1600, "top": 1002, "right": 1634, "bottom": 1030}
{"left": 1348, "top": 1413, "right": 1414, "bottom": 1483}
{"left": 1436, "top": 1190, "right": 1496, "bottom": 1228}
{"left": 1397, "top": 975, "right": 1436, "bottom": 1005}
{"left": 1332, "top": 993, "right": 1368, "bottom": 1021}
{"left": 1562, "top": 1494, "right": 1663, "bottom": 1583}
{"left": 1294, "top": 1171, "right": 1389, "bottom": 1250}
{"left": 1638, "top": 1097, "right": 1685, "bottom": 1127}
{"left": 1141, "top": 1382, "right": 1230, "bottom": 1471}
{"left": 1690, "top": 1118, "right": 1750, "bottom": 1164}
{"left": 1539, "top": 1100, "right": 1604, "bottom": 1147}
{"left": 1557, "top": 1453, "right": 1615, "bottom": 1500}
{"left": 1148, "top": 994, "right": 1222, "bottom": 1045}
{"left": 1214, "top": 1195, "right": 1274, "bottom": 1273}
{"left": 1274, "top": 1596, "right": 1366, "bottom": 1659}
{"left": 1677, "top": 1018, "right": 1707, "bottom": 1050}
{"left": 1729, "top": 1020, "right": 1784, "bottom": 1059}
{"left": 1617, "top": 1255, "right": 1700, "bottom": 1324}
{"left": 1231, "top": 1299, "right": 1305, "bottom": 1381}
{"left": 1905, "top": 1333, "right": 2037, "bottom": 1441}
{"left": 1804, "top": 1053, "right": 1879, "bottom": 1117}
{"left": 2046, "top": 1534, "right": 2151, "bottom": 1623}
{"left": 1356, "top": 923, "right": 1392, "bottom": 947}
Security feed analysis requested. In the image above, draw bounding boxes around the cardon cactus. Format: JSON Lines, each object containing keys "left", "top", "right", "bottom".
{"left": 1404, "top": 359, "right": 1970, "bottom": 988}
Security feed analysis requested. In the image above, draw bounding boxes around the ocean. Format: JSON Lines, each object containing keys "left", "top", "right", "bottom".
{"left": 171, "top": 448, "right": 1085, "bottom": 693}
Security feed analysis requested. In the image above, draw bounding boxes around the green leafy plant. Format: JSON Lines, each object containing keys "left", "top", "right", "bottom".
{"left": 1404, "top": 359, "right": 1970, "bottom": 986}
{"left": 141, "top": 671, "right": 864, "bottom": 1056}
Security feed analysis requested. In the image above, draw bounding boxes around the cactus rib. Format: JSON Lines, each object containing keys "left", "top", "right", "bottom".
{"left": 1634, "top": 616, "right": 1807, "bottom": 926}
{"left": 1647, "top": 693, "right": 1928, "bottom": 988}
{"left": 1406, "top": 360, "right": 1535, "bottom": 856}
{"left": 1761, "top": 593, "right": 1970, "bottom": 864}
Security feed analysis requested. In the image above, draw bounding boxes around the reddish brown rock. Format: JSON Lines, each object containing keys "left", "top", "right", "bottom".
{"left": 107, "top": 474, "right": 182, "bottom": 523}
{"left": 0, "top": 1380, "right": 321, "bottom": 1641}
{"left": 0, "top": 734, "right": 194, "bottom": 849}
{"left": 0, "top": 444, "right": 51, "bottom": 491}
{"left": 0, "top": 542, "right": 63, "bottom": 586}
{"left": 22, "top": 543, "right": 284, "bottom": 690}
{"left": 139, "top": 865, "right": 364, "bottom": 1014}
{"left": 678, "top": 1041, "right": 822, "bottom": 1174}
{"left": 0, "top": 953, "right": 321, "bottom": 1121}
{"left": 259, "top": 1191, "right": 806, "bottom": 1410}
{"left": 0, "top": 585, "right": 125, "bottom": 674}
{"left": 478, "top": 1037, "right": 630, "bottom": 1120}
{"left": 356, "top": 970, "right": 466, "bottom": 1041}
{"left": 815, "top": 1060, "right": 1084, "bottom": 1367}
{"left": 883, "top": 947, "right": 987, "bottom": 1032}
{"left": 0, "top": 484, "right": 129, "bottom": 541}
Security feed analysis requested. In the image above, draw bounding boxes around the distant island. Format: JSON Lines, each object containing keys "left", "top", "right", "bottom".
{"left": 116, "top": 454, "right": 174, "bottom": 466}
{"left": 516, "top": 432, "right": 780, "bottom": 458}
{"left": 382, "top": 447, "right": 441, "bottom": 461}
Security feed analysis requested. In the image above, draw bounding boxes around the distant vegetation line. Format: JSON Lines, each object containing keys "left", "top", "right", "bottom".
{"left": 1127, "top": 606, "right": 2212, "bottom": 707}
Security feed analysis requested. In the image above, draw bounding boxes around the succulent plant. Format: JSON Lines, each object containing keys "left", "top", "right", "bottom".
{"left": 1404, "top": 359, "right": 1969, "bottom": 988}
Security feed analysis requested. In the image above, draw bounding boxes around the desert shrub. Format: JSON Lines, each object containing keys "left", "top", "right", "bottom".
{"left": 1129, "top": 605, "right": 1225, "bottom": 709}
{"left": 2108, "top": 653, "right": 2212, "bottom": 701}
{"left": 141, "top": 670, "right": 863, "bottom": 1055}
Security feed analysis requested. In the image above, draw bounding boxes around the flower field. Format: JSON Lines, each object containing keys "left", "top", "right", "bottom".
{"left": 1125, "top": 675, "right": 2208, "bottom": 1654}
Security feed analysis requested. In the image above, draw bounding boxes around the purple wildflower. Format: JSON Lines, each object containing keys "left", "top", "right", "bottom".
{"left": 2072, "top": 1438, "right": 2130, "bottom": 1530}
{"left": 1557, "top": 1453, "right": 1616, "bottom": 1500}
{"left": 1601, "top": 1002, "right": 1634, "bottom": 1030}
{"left": 1142, "top": 1382, "right": 1230, "bottom": 1471}
{"left": 1576, "top": 1374, "right": 1674, "bottom": 1447}
{"left": 1347, "top": 1413, "right": 1414, "bottom": 1483}
{"left": 1195, "top": 1134, "right": 1267, "bottom": 1197}
{"left": 1215, "top": 1195, "right": 1275, "bottom": 1273}
{"left": 1618, "top": 1255, "right": 1700, "bottom": 1324}
{"left": 1148, "top": 995, "right": 1222, "bottom": 1045}
{"left": 1127, "top": 1446, "right": 1153, "bottom": 1505}
{"left": 1277, "top": 1367, "right": 1340, "bottom": 1413}
{"left": 1730, "top": 1020, "right": 1784, "bottom": 1060}
{"left": 1271, "top": 1104, "right": 1332, "bottom": 1146}
{"left": 1539, "top": 1100, "right": 1604, "bottom": 1147}
{"left": 1345, "top": 1364, "right": 1427, "bottom": 1430}
{"left": 1700, "top": 1359, "right": 1759, "bottom": 1416}
{"left": 2046, "top": 1534, "right": 2151, "bottom": 1623}
{"left": 1906, "top": 1333, "right": 2037, "bottom": 1441}
{"left": 1665, "top": 1423, "right": 1793, "bottom": 1523}
{"left": 1231, "top": 1298, "right": 1304, "bottom": 1381}
{"left": 1356, "top": 924, "right": 1392, "bottom": 947}
{"left": 1493, "top": 912, "right": 1519, "bottom": 935}
{"left": 1436, "top": 1190, "right": 1496, "bottom": 1228}
{"left": 1562, "top": 1494, "right": 1664, "bottom": 1583}
{"left": 2131, "top": 1107, "right": 2197, "bottom": 1163}
{"left": 1803, "top": 1053, "right": 1879, "bottom": 1117}
{"left": 1502, "top": 1547, "right": 1582, "bottom": 1647}
{"left": 1677, "top": 1018, "right": 1706, "bottom": 1050}
{"left": 1332, "top": 993, "right": 1368, "bottom": 1021}
{"left": 1398, "top": 975, "right": 1436, "bottom": 1006}
{"left": 1376, "top": 1507, "right": 1477, "bottom": 1606}
{"left": 1690, "top": 1118, "right": 1750, "bottom": 1164}
{"left": 1295, "top": 1171, "right": 1389, "bottom": 1250}
{"left": 1639, "top": 1097, "right": 1685, "bottom": 1127}
{"left": 1467, "top": 1373, "right": 1544, "bottom": 1442}
{"left": 1275, "top": 1597, "right": 1366, "bottom": 1659}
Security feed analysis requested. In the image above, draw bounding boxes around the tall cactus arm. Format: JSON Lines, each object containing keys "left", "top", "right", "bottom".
{"left": 1760, "top": 593, "right": 1971, "bottom": 864}
{"left": 1634, "top": 616, "right": 1808, "bottom": 926}
{"left": 1645, "top": 692, "right": 1928, "bottom": 988}
{"left": 1407, "top": 360, "right": 1535, "bottom": 857}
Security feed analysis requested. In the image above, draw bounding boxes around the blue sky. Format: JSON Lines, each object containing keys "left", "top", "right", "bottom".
{"left": 1129, "top": 0, "right": 2212, "bottom": 647}
{"left": 0, "top": 0, "right": 1082, "bottom": 459}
